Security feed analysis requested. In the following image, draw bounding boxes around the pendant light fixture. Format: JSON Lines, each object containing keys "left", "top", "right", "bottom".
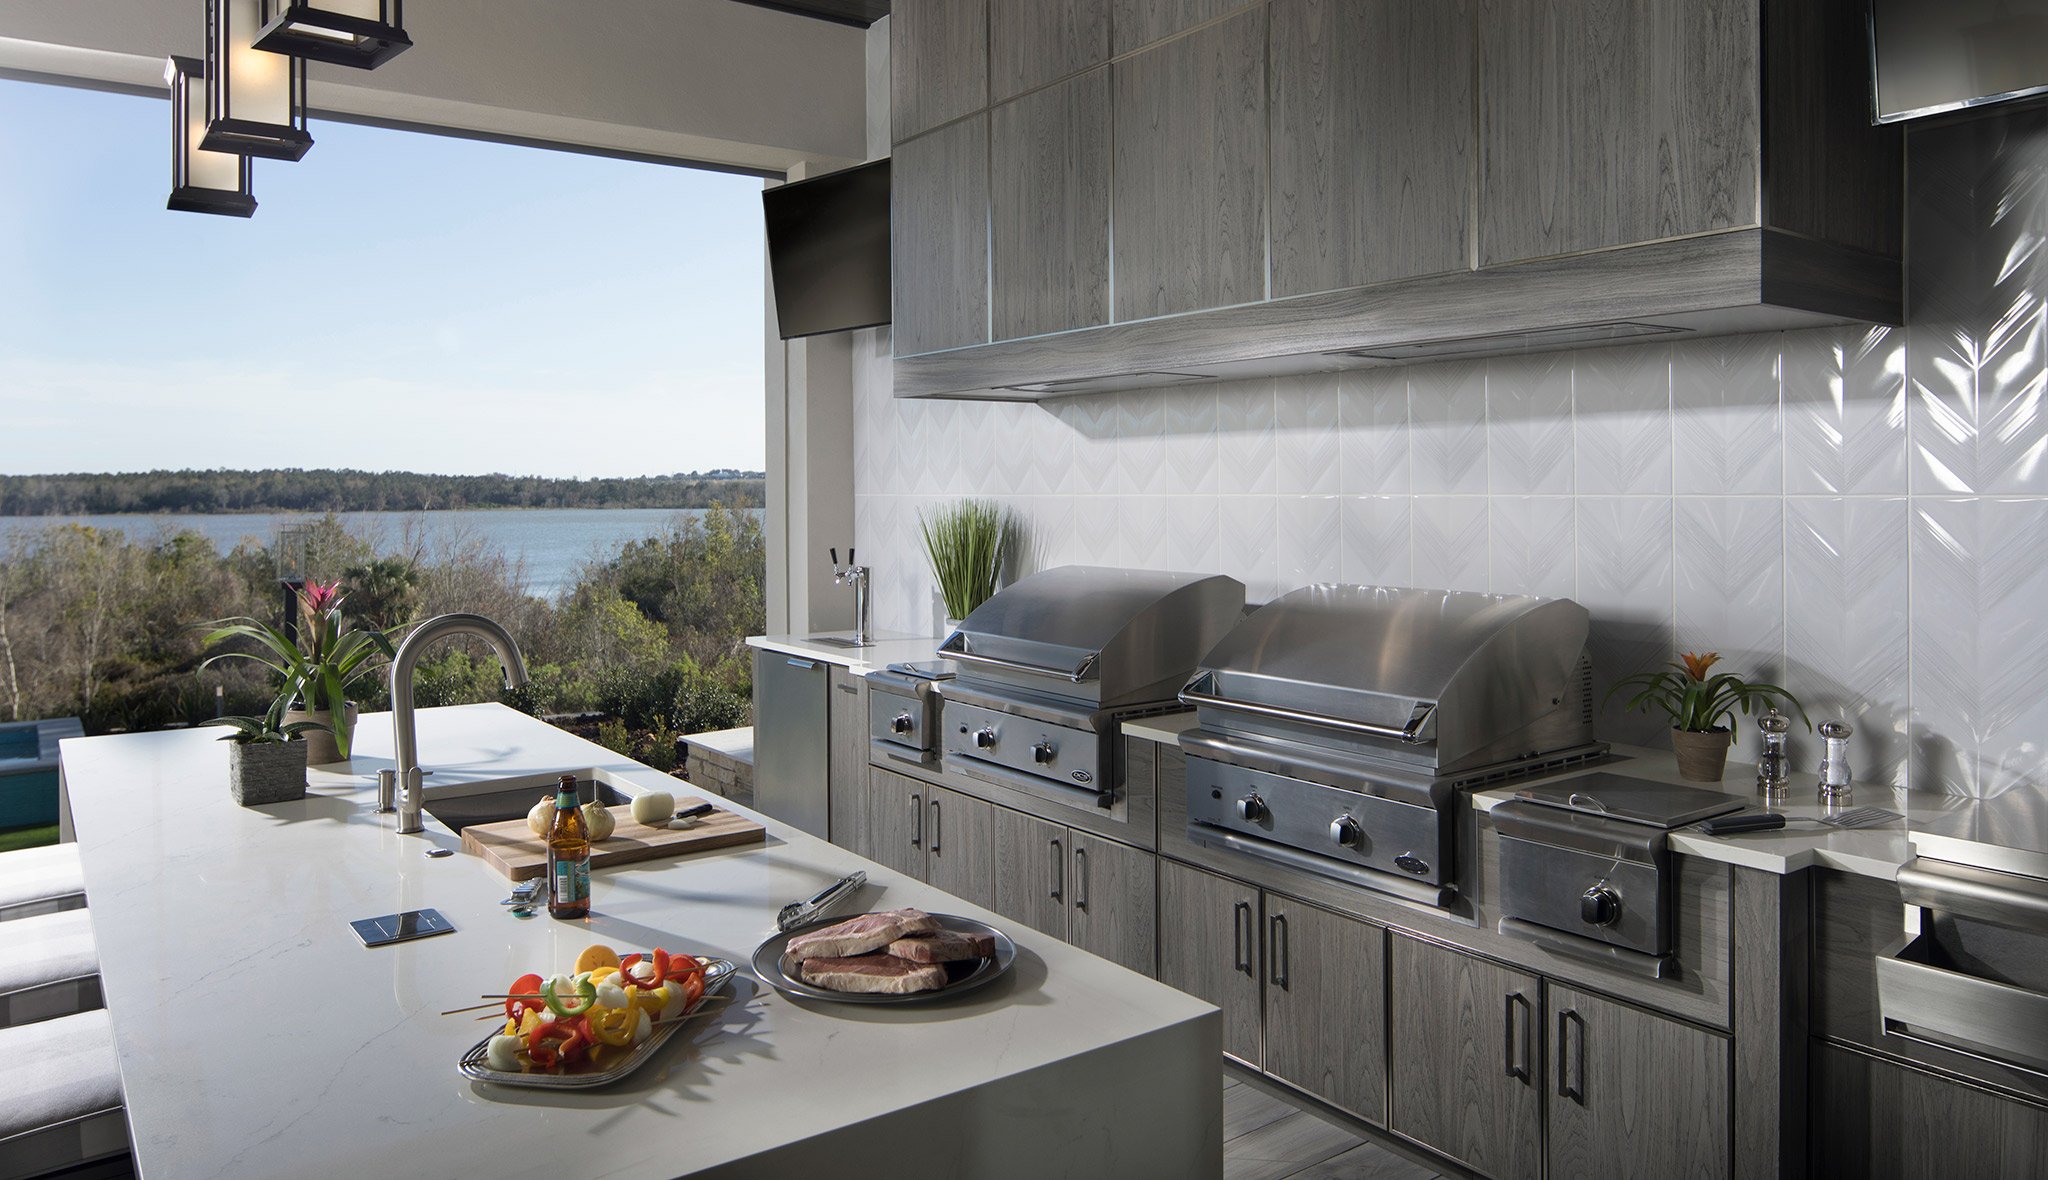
{"left": 202, "top": 0, "right": 313, "bottom": 161}
{"left": 253, "top": 0, "right": 411, "bottom": 69}
{"left": 165, "top": 56, "right": 256, "bottom": 217}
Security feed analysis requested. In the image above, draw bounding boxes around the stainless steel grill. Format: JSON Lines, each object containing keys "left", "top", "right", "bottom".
{"left": 1181, "top": 585, "right": 1605, "bottom": 906}
{"left": 938, "top": 566, "right": 1245, "bottom": 817}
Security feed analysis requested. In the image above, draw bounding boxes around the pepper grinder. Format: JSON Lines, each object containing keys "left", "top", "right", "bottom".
{"left": 1755, "top": 708, "right": 1791, "bottom": 798}
{"left": 1816, "top": 719, "right": 1853, "bottom": 802}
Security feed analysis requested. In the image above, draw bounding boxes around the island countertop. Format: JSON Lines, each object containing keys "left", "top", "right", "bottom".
{"left": 57, "top": 703, "right": 1219, "bottom": 1179}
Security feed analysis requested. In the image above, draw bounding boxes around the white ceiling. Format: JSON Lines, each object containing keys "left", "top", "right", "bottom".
{"left": 0, "top": 0, "right": 869, "bottom": 174}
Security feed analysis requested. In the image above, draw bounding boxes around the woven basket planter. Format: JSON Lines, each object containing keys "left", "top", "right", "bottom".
{"left": 229, "top": 740, "right": 309, "bottom": 806}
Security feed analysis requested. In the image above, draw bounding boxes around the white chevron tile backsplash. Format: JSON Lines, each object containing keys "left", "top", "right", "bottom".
{"left": 844, "top": 111, "right": 2048, "bottom": 796}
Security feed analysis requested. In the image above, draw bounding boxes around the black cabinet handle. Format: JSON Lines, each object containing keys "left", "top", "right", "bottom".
{"left": 1505, "top": 993, "right": 1532, "bottom": 1082}
{"left": 1074, "top": 847, "right": 1089, "bottom": 912}
{"left": 909, "top": 792, "right": 922, "bottom": 849}
{"left": 1049, "top": 838, "right": 1063, "bottom": 902}
{"left": 1557, "top": 1009, "right": 1585, "bottom": 1104}
{"left": 1232, "top": 901, "right": 1251, "bottom": 974}
{"left": 929, "top": 799, "right": 942, "bottom": 854}
{"left": 1269, "top": 913, "right": 1289, "bottom": 989}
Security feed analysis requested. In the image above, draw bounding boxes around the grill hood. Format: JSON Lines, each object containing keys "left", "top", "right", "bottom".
{"left": 1182, "top": 585, "right": 1596, "bottom": 775}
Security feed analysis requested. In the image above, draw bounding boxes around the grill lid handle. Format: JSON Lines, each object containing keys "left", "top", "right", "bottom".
{"left": 938, "top": 633, "right": 1100, "bottom": 683}
{"left": 1179, "top": 673, "right": 1435, "bottom": 743}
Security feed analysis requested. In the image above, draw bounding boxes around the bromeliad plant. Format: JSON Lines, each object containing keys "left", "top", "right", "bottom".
{"left": 920, "top": 499, "right": 1017, "bottom": 622}
{"left": 1607, "top": 651, "right": 1810, "bottom": 735}
{"left": 203, "top": 693, "right": 329, "bottom": 744}
{"left": 199, "top": 580, "right": 401, "bottom": 757}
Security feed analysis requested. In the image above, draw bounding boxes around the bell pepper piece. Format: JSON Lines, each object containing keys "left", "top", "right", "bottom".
{"left": 542, "top": 975, "right": 598, "bottom": 1019}
{"left": 526, "top": 1016, "right": 590, "bottom": 1071}
{"left": 588, "top": 1005, "right": 636, "bottom": 1047}
{"left": 504, "top": 972, "right": 543, "bottom": 1021}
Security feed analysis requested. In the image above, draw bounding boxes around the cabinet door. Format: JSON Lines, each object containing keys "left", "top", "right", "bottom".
{"left": 1388, "top": 934, "right": 1542, "bottom": 1180}
{"left": 1158, "top": 860, "right": 1262, "bottom": 1065}
{"left": 1811, "top": 1042, "right": 2048, "bottom": 1179}
{"left": 866, "top": 767, "right": 929, "bottom": 882}
{"left": 1068, "top": 832, "right": 1156, "bottom": 977}
{"left": 1113, "top": 0, "right": 1245, "bottom": 55}
{"left": 990, "top": 0, "right": 1108, "bottom": 101}
{"left": 926, "top": 786, "right": 998, "bottom": 910}
{"left": 1111, "top": 9, "right": 1267, "bottom": 321}
{"left": 1269, "top": 0, "right": 1472, "bottom": 298}
{"left": 891, "top": 115, "right": 990, "bottom": 356}
{"left": 826, "top": 668, "right": 869, "bottom": 855}
{"left": 991, "top": 68, "right": 1111, "bottom": 341}
{"left": 1547, "top": 983, "right": 1730, "bottom": 1180}
{"left": 1262, "top": 896, "right": 1387, "bottom": 1123}
{"left": 752, "top": 651, "right": 829, "bottom": 837}
{"left": 992, "top": 808, "right": 1068, "bottom": 939}
{"left": 891, "top": 0, "right": 988, "bottom": 143}
{"left": 1476, "top": 0, "right": 1758, "bottom": 266}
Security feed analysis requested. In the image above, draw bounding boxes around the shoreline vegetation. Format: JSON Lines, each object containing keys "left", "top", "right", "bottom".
{"left": 0, "top": 468, "right": 766, "bottom": 516}
{"left": 0, "top": 506, "right": 763, "bottom": 777}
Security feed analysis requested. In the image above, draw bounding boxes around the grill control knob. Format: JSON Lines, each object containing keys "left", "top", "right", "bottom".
{"left": 973, "top": 726, "right": 998, "bottom": 749}
{"left": 1329, "top": 815, "right": 1363, "bottom": 849}
{"left": 1580, "top": 885, "right": 1622, "bottom": 928}
{"left": 890, "top": 713, "right": 915, "bottom": 734}
{"left": 1236, "top": 794, "right": 1266, "bottom": 822}
{"left": 1031, "top": 740, "right": 1056, "bottom": 764}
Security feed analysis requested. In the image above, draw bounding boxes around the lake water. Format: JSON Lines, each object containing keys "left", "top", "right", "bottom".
{"left": 0, "top": 508, "right": 743, "bottom": 599}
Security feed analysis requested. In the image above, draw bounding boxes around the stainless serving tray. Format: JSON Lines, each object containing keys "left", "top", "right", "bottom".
{"left": 458, "top": 957, "right": 736, "bottom": 1089}
{"left": 752, "top": 914, "right": 1017, "bottom": 1005}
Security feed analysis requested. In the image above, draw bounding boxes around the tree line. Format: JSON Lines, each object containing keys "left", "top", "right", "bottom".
{"left": 0, "top": 469, "right": 766, "bottom": 516}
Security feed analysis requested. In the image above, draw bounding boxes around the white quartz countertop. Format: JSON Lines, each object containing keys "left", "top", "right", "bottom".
{"left": 59, "top": 704, "right": 1215, "bottom": 1179}
{"left": 746, "top": 632, "right": 940, "bottom": 675}
{"left": 1118, "top": 710, "right": 1963, "bottom": 880}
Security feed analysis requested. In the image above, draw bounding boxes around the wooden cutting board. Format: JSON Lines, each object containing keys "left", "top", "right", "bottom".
{"left": 460, "top": 798, "right": 766, "bottom": 881}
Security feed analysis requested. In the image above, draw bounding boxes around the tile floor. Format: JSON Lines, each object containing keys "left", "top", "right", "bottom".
{"left": 1221, "top": 1065, "right": 1448, "bottom": 1179}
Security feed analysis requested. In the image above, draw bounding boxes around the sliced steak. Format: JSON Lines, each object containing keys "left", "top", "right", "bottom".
{"left": 798, "top": 953, "right": 948, "bottom": 995}
{"left": 888, "top": 929, "right": 996, "bottom": 963}
{"left": 785, "top": 908, "right": 941, "bottom": 962}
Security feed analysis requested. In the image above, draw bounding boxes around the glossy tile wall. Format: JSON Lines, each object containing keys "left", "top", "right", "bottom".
{"left": 851, "top": 106, "right": 2048, "bottom": 796}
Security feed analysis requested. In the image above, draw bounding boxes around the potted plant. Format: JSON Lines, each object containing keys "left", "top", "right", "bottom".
{"left": 920, "top": 499, "right": 1016, "bottom": 633}
{"left": 201, "top": 579, "right": 399, "bottom": 764}
{"left": 204, "top": 695, "right": 325, "bottom": 805}
{"left": 1607, "top": 651, "right": 1809, "bottom": 782}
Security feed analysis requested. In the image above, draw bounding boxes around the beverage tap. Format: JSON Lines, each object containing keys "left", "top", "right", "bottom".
{"left": 830, "top": 547, "right": 873, "bottom": 647}
{"left": 1816, "top": 719, "right": 1853, "bottom": 802}
{"left": 1755, "top": 708, "right": 1791, "bottom": 799}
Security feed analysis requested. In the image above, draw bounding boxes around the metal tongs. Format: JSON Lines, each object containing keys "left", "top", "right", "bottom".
{"left": 776, "top": 871, "right": 867, "bottom": 932}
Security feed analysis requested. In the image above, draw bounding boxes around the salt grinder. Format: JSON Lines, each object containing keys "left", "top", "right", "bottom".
{"left": 1816, "top": 719, "right": 1853, "bottom": 802}
{"left": 1755, "top": 708, "right": 1791, "bottom": 798}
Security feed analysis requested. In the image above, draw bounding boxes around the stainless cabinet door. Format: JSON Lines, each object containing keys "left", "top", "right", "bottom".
{"left": 1547, "top": 982, "right": 1730, "bottom": 1180}
{"left": 1261, "top": 895, "right": 1387, "bottom": 1124}
{"left": 1388, "top": 933, "right": 1543, "bottom": 1180}
{"left": 1158, "top": 859, "right": 1262, "bottom": 1066}
{"left": 752, "top": 651, "right": 829, "bottom": 838}
{"left": 1068, "top": 832, "right": 1157, "bottom": 978}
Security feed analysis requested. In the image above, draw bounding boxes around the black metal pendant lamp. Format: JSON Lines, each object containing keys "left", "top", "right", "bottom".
{"left": 202, "top": 0, "right": 313, "bottom": 162}
{"left": 164, "top": 55, "right": 257, "bottom": 217}
{"left": 254, "top": 0, "right": 411, "bottom": 69}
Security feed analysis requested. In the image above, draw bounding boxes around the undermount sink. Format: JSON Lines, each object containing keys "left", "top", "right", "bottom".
{"left": 422, "top": 768, "right": 633, "bottom": 834}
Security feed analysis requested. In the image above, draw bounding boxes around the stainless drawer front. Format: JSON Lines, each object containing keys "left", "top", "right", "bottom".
{"left": 868, "top": 690, "right": 933, "bottom": 753}
{"left": 940, "top": 699, "right": 1100, "bottom": 788}
{"left": 1497, "top": 833, "right": 1668, "bottom": 956}
{"left": 1185, "top": 754, "right": 1447, "bottom": 885}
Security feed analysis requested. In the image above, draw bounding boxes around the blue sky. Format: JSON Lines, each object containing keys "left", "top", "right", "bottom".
{"left": 0, "top": 77, "right": 766, "bottom": 478}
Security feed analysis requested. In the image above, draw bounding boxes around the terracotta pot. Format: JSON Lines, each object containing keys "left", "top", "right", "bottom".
{"left": 229, "top": 740, "right": 308, "bottom": 806}
{"left": 1670, "top": 727, "right": 1733, "bottom": 782}
{"left": 286, "top": 702, "right": 358, "bottom": 766}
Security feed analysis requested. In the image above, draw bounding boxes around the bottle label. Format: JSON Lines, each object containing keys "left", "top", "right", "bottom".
{"left": 553, "top": 858, "right": 590, "bottom": 907}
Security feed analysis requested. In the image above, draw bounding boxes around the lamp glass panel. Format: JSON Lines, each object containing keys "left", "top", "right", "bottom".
{"left": 184, "top": 87, "right": 242, "bottom": 191}
{"left": 221, "top": 0, "right": 291, "bottom": 126}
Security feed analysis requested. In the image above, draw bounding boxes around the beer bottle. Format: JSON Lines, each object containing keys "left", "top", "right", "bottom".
{"left": 547, "top": 773, "right": 591, "bottom": 920}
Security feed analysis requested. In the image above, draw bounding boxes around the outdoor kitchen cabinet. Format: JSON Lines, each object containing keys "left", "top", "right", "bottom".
{"left": 989, "top": 69, "right": 1112, "bottom": 341}
{"left": 1159, "top": 859, "right": 1263, "bottom": 1065}
{"left": 1545, "top": 983, "right": 1729, "bottom": 1179}
{"left": 1810, "top": 1042, "right": 2048, "bottom": 1178}
{"left": 890, "top": 0, "right": 987, "bottom": 143}
{"left": 990, "top": 808, "right": 1157, "bottom": 977}
{"left": 1389, "top": 933, "right": 1544, "bottom": 1180}
{"left": 890, "top": 115, "right": 990, "bottom": 357}
{"left": 826, "top": 668, "right": 868, "bottom": 854}
{"left": 866, "top": 766, "right": 998, "bottom": 909}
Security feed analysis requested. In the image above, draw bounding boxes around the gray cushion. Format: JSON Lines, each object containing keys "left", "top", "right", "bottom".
{"left": 0, "top": 909, "right": 98, "bottom": 998}
{"left": 0, "top": 843, "right": 85, "bottom": 919}
{"left": 0, "top": 1008, "right": 125, "bottom": 1141}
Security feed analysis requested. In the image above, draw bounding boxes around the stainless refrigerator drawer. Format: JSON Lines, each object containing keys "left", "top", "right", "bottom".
{"left": 752, "top": 651, "right": 829, "bottom": 838}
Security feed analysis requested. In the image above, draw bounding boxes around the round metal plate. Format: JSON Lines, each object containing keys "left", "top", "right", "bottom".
{"left": 752, "top": 913, "right": 1017, "bottom": 1005}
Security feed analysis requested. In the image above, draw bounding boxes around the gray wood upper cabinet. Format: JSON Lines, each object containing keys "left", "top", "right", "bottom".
{"left": 1477, "top": 0, "right": 1760, "bottom": 266}
{"left": 1388, "top": 933, "right": 1543, "bottom": 1180}
{"left": 891, "top": 0, "right": 988, "bottom": 143}
{"left": 1068, "top": 831, "right": 1156, "bottom": 977}
{"left": 867, "top": 766, "right": 929, "bottom": 882}
{"left": 1269, "top": 0, "right": 1472, "bottom": 298}
{"left": 827, "top": 668, "right": 869, "bottom": 854}
{"left": 1547, "top": 983, "right": 1730, "bottom": 1180}
{"left": 992, "top": 808, "right": 1068, "bottom": 938}
{"left": 1261, "top": 896, "right": 1387, "bottom": 1124}
{"left": 991, "top": 69, "right": 1111, "bottom": 341}
{"left": 926, "top": 786, "right": 998, "bottom": 909}
{"left": 891, "top": 115, "right": 990, "bottom": 356}
{"left": 1159, "top": 859, "right": 1263, "bottom": 1065}
{"left": 1113, "top": 0, "right": 1252, "bottom": 55}
{"left": 1112, "top": 9, "right": 1268, "bottom": 320}
{"left": 1812, "top": 1042, "right": 2048, "bottom": 1179}
{"left": 989, "top": 0, "right": 1109, "bottom": 102}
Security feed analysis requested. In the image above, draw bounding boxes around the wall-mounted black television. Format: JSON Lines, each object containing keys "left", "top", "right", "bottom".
{"left": 763, "top": 158, "right": 891, "bottom": 340}
{"left": 1872, "top": 0, "right": 2048, "bottom": 122}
